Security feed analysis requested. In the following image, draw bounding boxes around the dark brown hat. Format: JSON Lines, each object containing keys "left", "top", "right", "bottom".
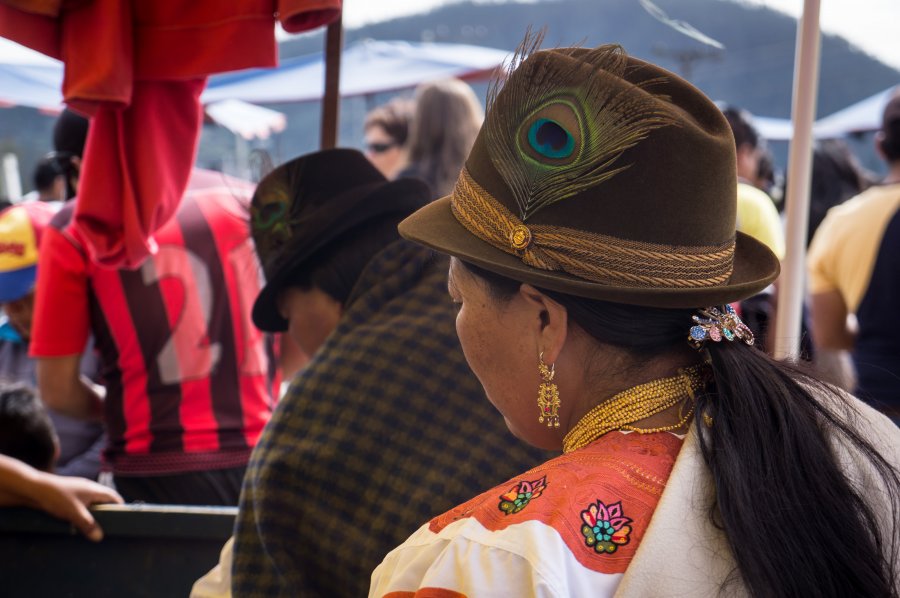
{"left": 398, "top": 44, "right": 779, "bottom": 307}
{"left": 251, "top": 148, "right": 430, "bottom": 331}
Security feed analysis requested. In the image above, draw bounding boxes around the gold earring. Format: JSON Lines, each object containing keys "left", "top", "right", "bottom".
{"left": 537, "top": 352, "right": 560, "bottom": 428}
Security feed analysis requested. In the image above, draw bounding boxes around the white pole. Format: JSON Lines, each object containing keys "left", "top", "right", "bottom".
{"left": 773, "top": 0, "right": 821, "bottom": 361}
{"left": 1, "top": 153, "right": 22, "bottom": 201}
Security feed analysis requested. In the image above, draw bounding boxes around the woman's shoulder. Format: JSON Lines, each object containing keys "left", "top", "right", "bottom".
{"left": 370, "top": 432, "right": 685, "bottom": 597}
{"left": 432, "top": 432, "right": 682, "bottom": 525}
{"left": 422, "top": 433, "right": 682, "bottom": 568}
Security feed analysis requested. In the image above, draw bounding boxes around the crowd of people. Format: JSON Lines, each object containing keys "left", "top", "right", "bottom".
{"left": 0, "top": 36, "right": 899, "bottom": 596}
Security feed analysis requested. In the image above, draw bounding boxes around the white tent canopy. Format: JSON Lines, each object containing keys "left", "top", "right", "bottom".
{"left": 205, "top": 100, "right": 287, "bottom": 140}
{"left": 201, "top": 39, "right": 511, "bottom": 104}
{"left": 752, "top": 84, "right": 898, "bottom": 141}
{"left": 754, "top": 116, "right": 795, "bottom": 141}
{"left": 0, "top": 37, "right": 63, "bottom": 111}
{"left": 0, "top": 37, "right": 57, "bottom": 67}
{"left": 814, "top": 85, "right": 898, "bottom": 138}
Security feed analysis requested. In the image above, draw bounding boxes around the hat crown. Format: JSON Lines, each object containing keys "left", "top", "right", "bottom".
{"left": 248, "top": 148, "right": 431, "bottom": 331}
{"left": 250, "top": 149, "right": 389, "bottom": 277}
{"left": 396, "top": 39, "right": 779, "bottom": 308}
{"left": 467, "top": 45, "right": 738, "bottom": 248}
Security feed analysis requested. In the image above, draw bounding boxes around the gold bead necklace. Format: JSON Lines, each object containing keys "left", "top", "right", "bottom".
{"left": 562, "top": 364, "right": 709, "bottom": 454}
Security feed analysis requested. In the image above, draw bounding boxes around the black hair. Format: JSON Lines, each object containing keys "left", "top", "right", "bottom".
{"left": 807, "top": 139, "right": 872, "bottom": 244}
{"left": 0, "top": 383, "right": 58, "bottom": 472}
{"left": 284, "top": 215, "right": 404, "bottom": 306}
{"left": 720, "top": 105, "right": 760, "bottom": 150}
{"left": 52, "top": 109, "right": 89, "bottom": 200}
{"left": 53, "top": 109, "right": 88, "bottom": 158}
{"left": 461, "top": 261, "right": 900, "bottom": 597}
{"left": 32, "top": 156, "right": 64, "bottom": 193}
{"left": 880, "top": 118, "right": 900, "bottom": 163}
{"left": 755, "top": 147, "right": 784, "bottom": 205}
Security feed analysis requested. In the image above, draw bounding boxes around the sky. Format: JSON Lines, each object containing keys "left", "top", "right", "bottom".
{"left": 332, "top": 0, "right": 900, "bottom": 71}
{"left": 0, "top": 0, "right": 896, "bottom": 71}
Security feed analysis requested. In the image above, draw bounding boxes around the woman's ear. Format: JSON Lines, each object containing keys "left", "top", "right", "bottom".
{"left": 518, "top": 284, "right": 568, "bottom": 364}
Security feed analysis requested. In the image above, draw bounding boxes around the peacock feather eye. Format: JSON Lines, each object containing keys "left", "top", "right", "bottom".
{"left": 527, "top": 118, "right": 575, "bottom": 159}
{"left": 517, "top": 99, "right": 583, "bottom": 167}
{"left": 252, "top": 201, "right": 287, "bottom": 231}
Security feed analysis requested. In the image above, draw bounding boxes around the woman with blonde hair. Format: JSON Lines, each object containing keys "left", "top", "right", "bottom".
{"left": 401, "top": 78, "right": 483, "bottom": 198}
{"left": 371, "top": 40, "right": 900, "bottom": 597}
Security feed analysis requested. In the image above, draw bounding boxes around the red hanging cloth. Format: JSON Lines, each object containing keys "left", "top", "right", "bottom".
{"left": 0, "top": 0, "right": 341, "bottom": 267}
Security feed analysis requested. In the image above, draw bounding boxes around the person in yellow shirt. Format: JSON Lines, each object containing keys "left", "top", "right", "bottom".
{"left": 808, "top": 91, "right": 900, "bottom": 419}
{"left": 721, "top": 106, "right": 785, "bottom": 259}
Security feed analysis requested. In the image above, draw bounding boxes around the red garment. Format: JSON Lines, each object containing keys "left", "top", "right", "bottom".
{"left": 75, "top": 78, "right": 206, "bottom": 265}
{"left": 0, "top": 0, "right": 341, "bottom": 267}
{"left": 30, "top": 171, "right": 278, "bottom": 475}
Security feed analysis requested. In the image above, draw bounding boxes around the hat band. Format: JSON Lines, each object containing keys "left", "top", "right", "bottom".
{"left": 450, "top": 168, "right": 735, "bottom": 288}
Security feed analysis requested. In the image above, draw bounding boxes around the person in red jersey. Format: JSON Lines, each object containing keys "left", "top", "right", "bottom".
{"left": 31, "top": 172, "right": 276, "bottom": 505}
{"left": 29, "top": 112, "right": 276, "bottom": 505}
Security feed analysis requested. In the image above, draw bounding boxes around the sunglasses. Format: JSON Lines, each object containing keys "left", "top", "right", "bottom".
{"left": 365, "top": 141, "right": 398, "bottom": 154}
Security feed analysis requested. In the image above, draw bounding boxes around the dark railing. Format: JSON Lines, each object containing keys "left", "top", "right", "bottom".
{"left": 0, "top": 504, "right": 235, "bottom": 597}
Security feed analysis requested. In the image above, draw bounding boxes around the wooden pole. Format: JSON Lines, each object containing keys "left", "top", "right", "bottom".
{"left": 773, "top": 0, "right": 821, "bottom": 360}
{"left": 320, "top": 13, "right": 343, "bottom": 149}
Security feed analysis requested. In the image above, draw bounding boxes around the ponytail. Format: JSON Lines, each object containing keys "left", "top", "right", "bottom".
{"left": 698, "top": 343, "right": 899, "bottom": 596}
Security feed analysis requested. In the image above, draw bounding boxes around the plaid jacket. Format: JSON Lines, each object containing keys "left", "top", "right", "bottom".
{"left": 232, "top": 240, "right": 548, "bottom": 597}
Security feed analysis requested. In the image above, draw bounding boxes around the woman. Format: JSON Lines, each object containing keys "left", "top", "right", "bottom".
{"left": 401, "top": 78, "right": 483, "bottom": 198}
{"left": 363, "top": 97, "right": 414, "bottom": 180}
{"left": 370, "top": 43, "right": 900, "bottom": 596}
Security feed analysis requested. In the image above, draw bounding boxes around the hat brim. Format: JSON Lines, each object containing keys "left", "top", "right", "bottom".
{"left": 398, "top": 196, "right": 780, "bottom": 308}
{"left": 0, "top": 266, "right": 36, "bottom": 303}
{"left": 252, "top": 176, "right": 431, "bottom": 332}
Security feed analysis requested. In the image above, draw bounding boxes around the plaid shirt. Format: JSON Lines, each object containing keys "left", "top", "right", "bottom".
{"left": 232, "top": 240, "right": 548, "bottom": 597}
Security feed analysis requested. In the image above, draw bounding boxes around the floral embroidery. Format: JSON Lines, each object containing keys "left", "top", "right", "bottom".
{"left": 498, "top": 476, "right": 547, "bottom": 515}
{"left": 580, "top": 500, "right": 632, "bottom": 554}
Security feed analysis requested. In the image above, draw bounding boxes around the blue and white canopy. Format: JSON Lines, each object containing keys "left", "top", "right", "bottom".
{"left": 201, "top": 39, "right": 511, "bottom": 104}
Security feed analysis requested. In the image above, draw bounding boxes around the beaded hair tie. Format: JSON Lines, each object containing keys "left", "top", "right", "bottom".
{"left": 687, "top": 304, "right": 754, "bottom": 349}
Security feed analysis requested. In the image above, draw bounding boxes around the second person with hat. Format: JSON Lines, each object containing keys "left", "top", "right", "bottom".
{"left": 228, "top": 149, "right": 548, "bottom": 596}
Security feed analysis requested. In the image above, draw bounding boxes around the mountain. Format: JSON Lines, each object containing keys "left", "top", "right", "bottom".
{"left": 248, "top": 0, "right": 897, "bottom": 173}
{"left": 279, "top": 0, "right": 898, "bottom": 119}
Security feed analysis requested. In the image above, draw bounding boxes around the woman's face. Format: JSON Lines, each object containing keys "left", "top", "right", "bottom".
{"left": 277, "top": 286, "right": 343, "bottom": 356}
{"left": 364, "top": 124, "right": 405, "bottom": 179}
{"left": 448, "top": 259, "right": 560, "bottom": 449}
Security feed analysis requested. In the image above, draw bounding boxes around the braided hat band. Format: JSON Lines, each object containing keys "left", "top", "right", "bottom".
{"left": 450, "top": 167, "right": 736, "bottom": 289}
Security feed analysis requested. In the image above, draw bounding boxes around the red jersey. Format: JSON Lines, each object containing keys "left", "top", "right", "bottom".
{"left": 31, "top": 172, "right": 277, "bottom": 475}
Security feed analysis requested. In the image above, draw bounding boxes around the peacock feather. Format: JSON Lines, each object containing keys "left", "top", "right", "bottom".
{"left": 484, "top": 32, "right": 679, "bottom": 221}
{"left": 251, "top": 159, "right": 311, "bottom": 265}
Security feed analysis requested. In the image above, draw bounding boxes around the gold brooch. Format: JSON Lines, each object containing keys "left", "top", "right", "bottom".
{"left": 509, "top": 225, "right": 532, "bottom": 251}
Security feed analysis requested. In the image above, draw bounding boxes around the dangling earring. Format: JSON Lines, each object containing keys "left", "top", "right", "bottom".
{"left": 537, "top": 352, "right": 560, "bottom": 428}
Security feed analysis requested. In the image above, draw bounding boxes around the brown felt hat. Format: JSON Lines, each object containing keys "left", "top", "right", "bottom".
{"left": 251, "top": 148, "right": 430, "bottom": 331}
{"left": 398, "top": 44, "right": 780, "bottom": 308}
